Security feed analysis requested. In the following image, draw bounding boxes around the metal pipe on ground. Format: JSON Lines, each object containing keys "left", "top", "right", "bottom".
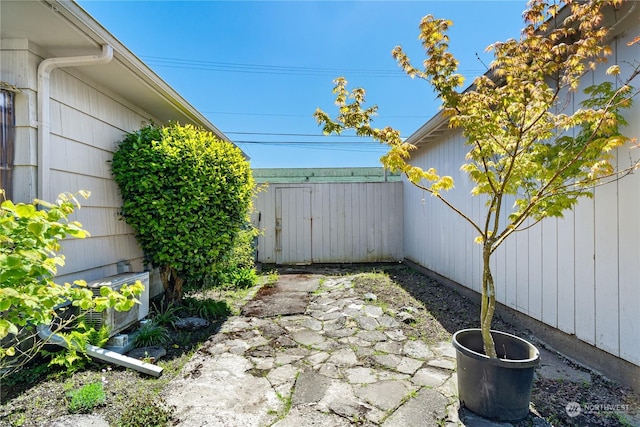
{"left": 36, "top": 325, "right": 163, "bottom": 377}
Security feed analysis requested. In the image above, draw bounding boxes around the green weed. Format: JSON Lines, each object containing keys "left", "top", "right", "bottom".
{"left": 133, "top": 323, "right": 169, "bottom": 347}
{"left": 183, "top": 297, "right": 231, "bottom": 320}
{"left": 116, "top": 389, "right": 174, "bottom": 427}
{"left": 67, "top": 381, "right": 106, "bottom": 413}
{"left": 265, "top": 270, "right": 279, "bottom": 286}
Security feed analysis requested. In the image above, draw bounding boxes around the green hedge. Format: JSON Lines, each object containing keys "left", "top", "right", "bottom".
{"left": 111, "top": 123, "right": 255, "bottom": 302}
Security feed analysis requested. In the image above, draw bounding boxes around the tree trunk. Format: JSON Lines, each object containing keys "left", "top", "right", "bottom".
{"left": 160, "top": 266, "right": 184, "bottom": 304}
{"left": 481, "top": 244, "right": 497, "bottom": 358}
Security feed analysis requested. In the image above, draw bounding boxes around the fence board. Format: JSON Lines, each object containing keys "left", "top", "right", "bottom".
{"left": 255, "top": 182, "right": 403, "bottom": 264}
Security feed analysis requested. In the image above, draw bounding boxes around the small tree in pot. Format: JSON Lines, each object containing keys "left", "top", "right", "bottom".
{"left": 316, "top": 0, "right": 638, "bottom": 420}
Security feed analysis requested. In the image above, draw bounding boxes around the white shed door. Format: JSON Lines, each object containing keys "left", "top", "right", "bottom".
{"left": 275, "top": 187, "right": 312, "bottom": 264}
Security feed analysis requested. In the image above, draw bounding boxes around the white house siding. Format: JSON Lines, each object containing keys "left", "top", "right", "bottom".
{"left": 1, "top": 39, "right": 39, "bottom": 202}
{"left": 254, "top": 182, "right": 403, "bottom": 264}
{"left": 403, "top": 33, "right": 640, "bottom": 367}
{"left": 2, "top": 39, "right": 156, "bottom": 285}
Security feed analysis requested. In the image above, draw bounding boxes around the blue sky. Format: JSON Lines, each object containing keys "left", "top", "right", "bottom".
{"left": 78, "top": 1, "right": 526, "bottom": 168}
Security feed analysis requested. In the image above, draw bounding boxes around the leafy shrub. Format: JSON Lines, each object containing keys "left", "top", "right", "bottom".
{"left": 204, "top": 225, "right": 259, "bottom": 290}
{"left": 67, "top": 381, "right": 106, "bottom": 413}
{"left": 133, "top": 323, "right": 170, "bottom": 347}
{"left": 183, "top": 297, "right": 231, "bottom": 320}
{"left": 0, "top": 192, "right": 143, "bottom": 377}
{"left": 228, "top": 267, "right": 258, "bottom": 289}
{"left": 111, "top": 123, "right": 255, "bottom": 303}
{"left": 116, "top": 390, "right": 174, "bottom": 427}
{"left": 209, "top": 267, "right": 258, "bottom": 289}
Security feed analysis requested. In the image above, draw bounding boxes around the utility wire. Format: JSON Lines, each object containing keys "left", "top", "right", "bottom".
{"left": 235, "top": 140, "right": 382, "bottom": 145}
{"left": 204, "top": 110, "right": 428, "bottom": 119}
{"left": 225, "top": 131, "right": 368, "bottom": 138}
{"left": 141, "top": 55, "right": 485, "bottom": 78}
{"left": 142, "top": 55, "right": 404, "bottom": 77}
{"left": 235, "top": 141, "right": 386, "bottom": 153}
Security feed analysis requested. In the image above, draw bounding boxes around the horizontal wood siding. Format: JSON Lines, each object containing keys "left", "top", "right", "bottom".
{"left": 403, "top": 35, "right": 640, "bottom": 367}
{"left": 255, "top": 182, "right": 403, "bottom": 264}
{"left": 2, "top": 41, "right": 160, "bottom": 284}
{"left": 48, "top": 69, "right": 153, "bottom": 283}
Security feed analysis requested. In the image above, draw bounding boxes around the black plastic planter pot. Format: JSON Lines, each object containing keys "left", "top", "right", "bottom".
{"left": 452, "top": 328, "right": 540, "bottom": 422}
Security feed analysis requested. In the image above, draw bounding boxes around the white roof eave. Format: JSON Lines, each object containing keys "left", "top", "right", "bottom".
{"left": 2, "top": 0, "right": 239, "bottom": 150}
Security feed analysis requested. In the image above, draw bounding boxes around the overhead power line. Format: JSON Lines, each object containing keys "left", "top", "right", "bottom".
{"left": 225, "top": 131, "right": 366, "bottom": 138}
{"left": 142, "top": 55, "right": 404, "bottom": 77}
{"left": 234, "top": 140, "right": 381, "bottom": 145}
{"left": 141, "top": 55, "right": 486, "bottom": 78}
{"left": 234, "top": 140, "right": 386, "bottom": 153}
{"left": 204, "top": 110, "right": 428, "bottom": 119}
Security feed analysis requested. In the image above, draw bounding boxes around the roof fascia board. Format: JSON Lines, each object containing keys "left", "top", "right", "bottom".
{"left": 47, "top": 0, "right": 231, "bottom": 143}
{"left": 404, "top": 111, "right": 449, "bottom": 147}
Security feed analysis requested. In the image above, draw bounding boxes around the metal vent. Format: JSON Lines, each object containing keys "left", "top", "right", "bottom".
{"left": 81, "top": 272, "right": 150, "bottom": 337}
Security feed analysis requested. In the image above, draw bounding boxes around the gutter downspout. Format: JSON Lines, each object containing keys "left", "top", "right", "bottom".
{"left": 37, "top": 325, "right": 163, "bottom": 377}
{"left": 37, "top": 44, "right": 113, "bottom": 201}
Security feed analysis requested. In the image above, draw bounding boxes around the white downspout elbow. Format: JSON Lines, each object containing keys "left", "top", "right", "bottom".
{"left": 37, "top": 44, "right": 113, "bottom": 201}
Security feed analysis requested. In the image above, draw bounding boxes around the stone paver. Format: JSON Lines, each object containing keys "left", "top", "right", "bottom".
{"left": 51, "top": 271, "right": 596, "bottom": 426}
{"left": 161, "top": 273, "right": 461, "bottom": 426}
{"left": 382, "top": 387, "right": 448, "bottom": 427}
{"left": 159, "top": 272, "right": 559, "bottom": 426}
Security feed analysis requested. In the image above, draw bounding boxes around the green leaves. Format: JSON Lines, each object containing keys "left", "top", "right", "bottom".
{"left": 317, "top": 0, "right": 637, "bottom": 248}
{"left": 0, "top": 320, "right": 19, "bottom": 340}
{"left": 111, "top": 123, "right": 256, "bottom": 302}
{"left": 14, "top": 204, "right": 36, "bottom": 218}
{"left": 315, "top": 1, "right": 638, "bottom": 354}
{"left": 1, "top": 193, "right": 143, "bottom": 375}
{"left": 91, "top": 281, "right": 143, "bottom": 312}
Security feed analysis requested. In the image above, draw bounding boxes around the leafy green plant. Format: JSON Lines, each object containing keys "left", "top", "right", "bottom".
{"left": 150, "top": 302, "right": 181, "bottom": 330}
{"left": 206, "top": 225, "right": 259, "bottom": 288}
{"left": 315, "top": 0, "right": 638, "bottom": 357}
{"left": 111, "top": 123, "right": 255, "bottom": 303}
{"left": 67, "top": 381, "right": 106, "bottom": 413}
{"left": 133, "top": 322, "right": 170, "bottom": 347}
{"left": 265, "top": 270, "right": 279, "bottom": 286}
{"left": 212, "top": 267, "right": 257, "bottom": 289}
{"left": 87, "top": 324, "right": 111, "bottom": 348}
{"left": 0, "top": 192, "right": 144, "bottom": 377}
{"left": 42, "top": 322, "right": 111, "bottom": 375}
{"left": 183, "top": 297, "right": 231, "bottom": 320}
{"left": 230, "top": 268, "right": 258, "bottom": 289}
{"left": 116, "top": 390, "right": 174, "bottom": 427}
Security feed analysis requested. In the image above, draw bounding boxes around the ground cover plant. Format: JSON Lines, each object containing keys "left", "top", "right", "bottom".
{"left": 66, "top": 381, "right": 106, "bottom": 414}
